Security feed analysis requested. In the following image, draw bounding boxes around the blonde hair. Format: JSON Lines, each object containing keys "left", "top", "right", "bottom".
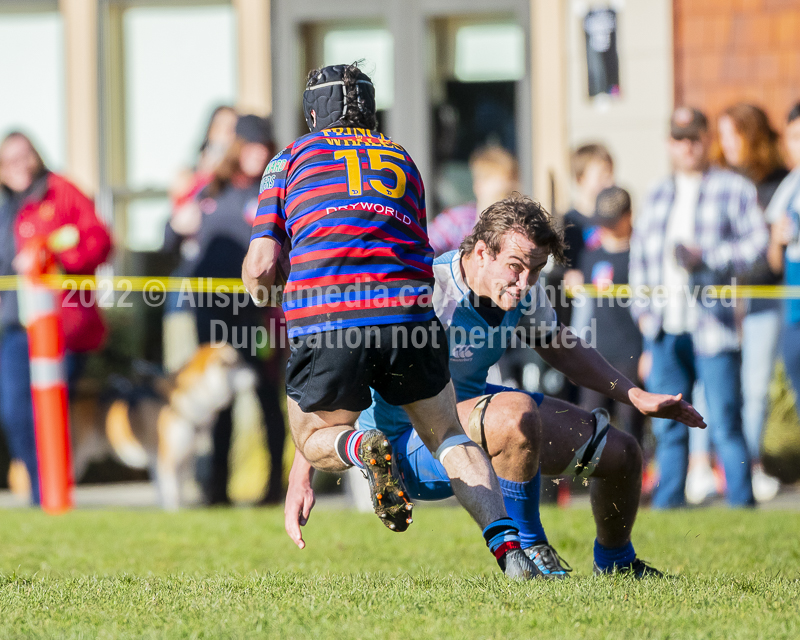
{"left": 570, "top": 143, "right": 613, "bottom": 181}
{"left": 469, "top": 145, "right": 518, "bottom": 181}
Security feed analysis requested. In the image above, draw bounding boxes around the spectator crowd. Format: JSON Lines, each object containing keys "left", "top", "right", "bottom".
{"left": 2, "top": 98, "right": 800, "bottom": 510}
{"left": 429, "top": 101, "right": 800, "bottom": 509}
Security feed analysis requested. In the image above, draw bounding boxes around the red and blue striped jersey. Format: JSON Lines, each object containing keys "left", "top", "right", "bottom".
{"left": 251, "top": 128, "right": 435, "bottom": 337}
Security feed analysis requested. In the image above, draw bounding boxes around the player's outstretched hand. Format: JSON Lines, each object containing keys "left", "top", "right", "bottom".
{"left": 284, "top": 474, "right": 316, "bottom": 549}
{"left": 628, "top": 388, "right": 706, "bottom": 429}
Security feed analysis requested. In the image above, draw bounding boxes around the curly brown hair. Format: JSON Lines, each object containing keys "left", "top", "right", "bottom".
{"left": 460, "top": 194, "right": 567, "bottom": 265}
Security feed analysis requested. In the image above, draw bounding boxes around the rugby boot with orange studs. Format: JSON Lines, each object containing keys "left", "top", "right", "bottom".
{"left": 358, "top": 429, "right": 414, "bottom": 532}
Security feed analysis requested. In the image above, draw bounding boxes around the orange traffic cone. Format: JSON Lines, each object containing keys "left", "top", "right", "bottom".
{"left": 19, "top": 237, "right": 73, "bottom": 513}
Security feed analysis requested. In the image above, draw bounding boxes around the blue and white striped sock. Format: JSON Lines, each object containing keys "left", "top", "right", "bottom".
{"left": 335, "top": 430, "right": 366, "bottom": 469}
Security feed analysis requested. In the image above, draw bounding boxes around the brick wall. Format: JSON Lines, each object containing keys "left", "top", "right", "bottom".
{"left": 674, "top": 0, "right": 800, "bottom": 131}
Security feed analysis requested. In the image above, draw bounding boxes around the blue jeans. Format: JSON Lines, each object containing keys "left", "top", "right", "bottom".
{"left": 782, "top": 322, "right": 800, "bottom": 403}
{"left": 688, "top": 381, "right": 709, "bottom": 455}
{"left": 0, "top": 327, "right": 82, "bottom": 506}
{"left": 691, "top": 310, "right": 782, "bottom": 460}
{"left": 0, "top": 327, "right": 40, "bottom": 504}
{"left": 741, "top": 310, "right": 782, "bottom": 458}
{"left": 647, "top": 333, "right": 753, "bottom": 508}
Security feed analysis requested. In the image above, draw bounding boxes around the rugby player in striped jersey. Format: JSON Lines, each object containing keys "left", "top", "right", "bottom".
{"left": 242, "top": 64, "right": 540, "bottom": 578}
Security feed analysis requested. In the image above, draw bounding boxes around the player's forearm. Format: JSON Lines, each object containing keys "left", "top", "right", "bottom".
{"left": 289, "top": 449, "right": 315, "bottom": 488}
{"left": 242, "top": 236, "right": 281, "bottom": 302}
{"left": 536, "top": 325, "right": 637, "bottom": 405}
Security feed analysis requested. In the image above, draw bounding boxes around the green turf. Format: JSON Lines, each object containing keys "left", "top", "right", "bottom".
{"left": 0, "top": 505, "right": 797, "bottom": 639}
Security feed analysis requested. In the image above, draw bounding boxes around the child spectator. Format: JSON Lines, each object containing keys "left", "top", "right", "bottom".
{"left": 562, "top": 143, "right": 615, "bottom": 290}
{"left": 427, "top": 145, "right": 518, "bottom": 255}
{"left": 578, "top": 186, "right": 644, "bottom": 442}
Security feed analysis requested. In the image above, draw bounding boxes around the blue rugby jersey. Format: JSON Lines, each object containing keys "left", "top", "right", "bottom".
{"left": 250, "top": 128, "right": 435, "bottom": 337}
{"left": 359, "top": 250, "right": 559, "bottom": 438}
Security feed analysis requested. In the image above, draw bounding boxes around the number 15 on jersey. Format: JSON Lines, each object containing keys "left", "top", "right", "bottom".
{"left": 333, "top": 149, "right": 408, "bottom": 199}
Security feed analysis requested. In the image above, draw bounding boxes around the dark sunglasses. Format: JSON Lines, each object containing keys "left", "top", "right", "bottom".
{"left": 672, "top": 134, "right": 702, "bottom": 143}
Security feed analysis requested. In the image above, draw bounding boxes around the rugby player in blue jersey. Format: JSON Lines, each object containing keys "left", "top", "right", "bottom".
{"left": 285, "top": 195, "right": 706, "bottom": 577}
{"left": 243, "top": 64, "right": 545, "bottom": 578}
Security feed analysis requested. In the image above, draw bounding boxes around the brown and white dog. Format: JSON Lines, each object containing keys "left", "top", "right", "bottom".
{"left": 66, "top": 343, "right": 256, "bottom": 509}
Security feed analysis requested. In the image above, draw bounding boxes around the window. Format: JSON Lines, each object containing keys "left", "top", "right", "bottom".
{"left": 123, "top": 4, "right": 237, "bottom": 190}
{"left": 454, "top": 23, "right": 525, "bottom": 83}
{"left": 431, "top": 20, "right": 526, "bottom": 214}
{"left": 0, "top": 11, "right": 65, "bottom": 169}
{"left": 322, "top": 28, "right": 394, "bottom": 110}
{"left": 121, "top": 4, "right": 237, "bottom": 251}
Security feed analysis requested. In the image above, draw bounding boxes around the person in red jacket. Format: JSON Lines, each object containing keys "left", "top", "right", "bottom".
{"left": 0, "top": 131, "right": 112, "bottom": 505}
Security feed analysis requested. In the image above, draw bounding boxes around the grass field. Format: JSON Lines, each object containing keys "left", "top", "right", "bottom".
{"left": 0, "top": 504, "right": 798, "bottom": 639}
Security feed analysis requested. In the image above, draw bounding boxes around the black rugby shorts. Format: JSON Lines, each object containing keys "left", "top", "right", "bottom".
{"left": 285, "top": 318, "right": 451, "bottom": 413}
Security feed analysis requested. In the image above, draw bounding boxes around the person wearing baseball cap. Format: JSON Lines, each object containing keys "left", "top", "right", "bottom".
{"left": 628, "top": 106, "right": 770, "bottom": 509}
{"left": 235, "top": 114, "right": 273, "bottom": 147}
{"left": 669, "top": 106, "right": 709, "bottom": 142}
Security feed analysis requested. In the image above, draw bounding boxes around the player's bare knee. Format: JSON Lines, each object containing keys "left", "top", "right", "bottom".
{"left": 486, "top": 393, "right": 541, "bottom": 457}
{"left": 609, "top": 429, "right": 642, "bottom": 480}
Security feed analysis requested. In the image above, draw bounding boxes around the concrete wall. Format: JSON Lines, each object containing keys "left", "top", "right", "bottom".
{"left": 566, "top": 0, "right": 674, "bottom": 210}
{"left": 531, "top": 0, "right": 570, "bottom": 211}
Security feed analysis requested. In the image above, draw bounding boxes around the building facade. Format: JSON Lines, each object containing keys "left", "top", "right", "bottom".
{"left": 1, "top": 0, "right": 797, "bottom": 268}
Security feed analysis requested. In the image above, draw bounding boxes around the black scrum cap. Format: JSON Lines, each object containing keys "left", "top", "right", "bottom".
{"left": 302, "top": 64, "right": 376, "bottom": 132}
